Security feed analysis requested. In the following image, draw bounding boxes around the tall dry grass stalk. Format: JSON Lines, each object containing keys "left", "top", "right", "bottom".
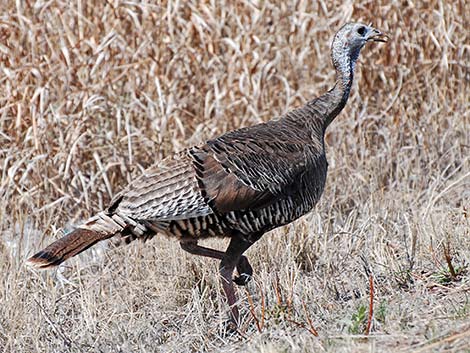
{"left": 0, "top": 1, "right": 469, "bottom": 352}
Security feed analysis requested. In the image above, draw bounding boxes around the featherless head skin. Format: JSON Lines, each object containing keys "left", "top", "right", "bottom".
{"left": 317, "top": 23, "right": 386, "bottom": 128}
{"left": 331, "top": 23, "right": 387, "bottom": 81}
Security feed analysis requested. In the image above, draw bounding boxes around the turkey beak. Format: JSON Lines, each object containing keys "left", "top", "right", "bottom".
{"left": 367, "top": 28, "right": 388, "bottom": 43}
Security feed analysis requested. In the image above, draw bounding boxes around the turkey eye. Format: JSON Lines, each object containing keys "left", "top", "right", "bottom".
{"left": 357, "top": 26, "right": 366, "bottom": 36}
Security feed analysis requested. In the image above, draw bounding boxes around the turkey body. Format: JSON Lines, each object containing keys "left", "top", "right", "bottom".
{"left": 113, "top": 110, "right": 327, "bottom": 245}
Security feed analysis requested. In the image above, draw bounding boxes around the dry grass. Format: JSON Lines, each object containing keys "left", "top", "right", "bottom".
{"left": 1, "top": 0, "right": 469, "bottom": 352}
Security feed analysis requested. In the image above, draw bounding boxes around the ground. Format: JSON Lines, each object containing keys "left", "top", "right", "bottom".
{"left": 0, "top": 1, "right": 469, "bottom": 352}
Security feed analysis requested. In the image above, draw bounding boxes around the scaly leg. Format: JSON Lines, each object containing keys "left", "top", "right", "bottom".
{"left": 180, "top": 240, "right": 253, "bottom": 285}
{"left": 219, "top": 236, "right": 257, "bottom": 325}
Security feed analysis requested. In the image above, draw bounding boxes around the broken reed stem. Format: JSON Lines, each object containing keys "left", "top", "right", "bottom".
{"left": 259, "top": 282, "right": 265, "bottom": 330}
{"left": 245, "top": 287, "right": 262, "bottom": 332}
{"left": 301, "top": 299, "right": 319, "bottom": 337}
{"left": 365, "top": 274, "right": 374, "bottom": 335}
{"left": 273, "top": 273, "right": 283, "bottom": 306}
{"left": 444, "top": 244, "right": 457, "bottom": 279}
{"left": 277, "top": 275, "right": 319, "bottom": 337}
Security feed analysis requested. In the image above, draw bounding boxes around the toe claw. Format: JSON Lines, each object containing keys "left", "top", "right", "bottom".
{"left": 233, "top": 273, "right": 252, "bottom": 286}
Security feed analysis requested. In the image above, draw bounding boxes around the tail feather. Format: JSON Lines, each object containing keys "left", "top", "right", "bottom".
{"left": 27, "top": 212, "right": 127, "bottom": 269}
{"left": 26, "top": 228, "right": 115, "bottom": 269}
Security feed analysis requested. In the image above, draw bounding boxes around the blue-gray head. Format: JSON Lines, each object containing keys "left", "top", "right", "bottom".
{"left": 331, "top": 23, "right": 387, "bottom": 78}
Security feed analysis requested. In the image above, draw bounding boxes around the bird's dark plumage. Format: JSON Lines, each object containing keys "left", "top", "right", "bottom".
{"left": 27, "top": 22, "right": 387, "bottom": 325}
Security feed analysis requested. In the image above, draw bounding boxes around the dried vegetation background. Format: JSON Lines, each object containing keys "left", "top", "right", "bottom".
{"left": 1, "top": 0, "right": 469, "bottom": 352}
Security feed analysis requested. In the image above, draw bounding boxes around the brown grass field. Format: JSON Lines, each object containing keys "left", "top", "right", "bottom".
{"left": 1, "top": 0, "right": 469, "bottom": 352}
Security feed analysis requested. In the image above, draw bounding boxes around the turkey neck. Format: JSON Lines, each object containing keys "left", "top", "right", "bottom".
{"left": 291, "top": 45, "right": 357, "bottom": 136}
{"left": 311, "top": 50, "right": 355, "bottom": 131}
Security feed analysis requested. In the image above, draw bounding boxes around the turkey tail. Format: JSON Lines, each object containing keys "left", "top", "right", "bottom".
{"left": 26, "top": 228, "right": 114, "bottom": 269}
{"left": 27, "top": 212, "right": 126, "bottom": 269}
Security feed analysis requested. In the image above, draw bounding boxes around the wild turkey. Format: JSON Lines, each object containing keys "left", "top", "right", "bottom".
{"left": 27, "top": 23, "right": 386, "bottom": 325}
